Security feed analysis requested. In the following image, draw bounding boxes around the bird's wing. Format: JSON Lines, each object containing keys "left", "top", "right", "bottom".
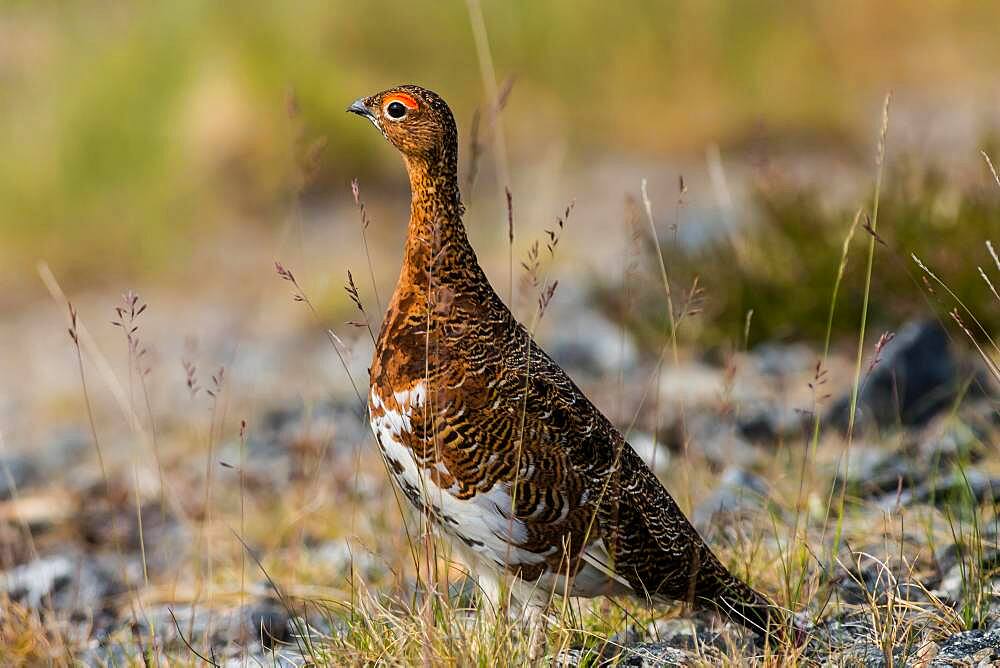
{"left": 510, "top": 338, "right": 786, "bottom": 632}
{"left": 486, "top": 335, "right": 735, "bottom": 601}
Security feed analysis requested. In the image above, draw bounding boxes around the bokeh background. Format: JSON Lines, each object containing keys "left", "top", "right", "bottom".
{"left": 3, "top": 1, "right": 1000, "bottom": 298}
{"left": 2, "top": 2, "right": 1000, "bottom": 663}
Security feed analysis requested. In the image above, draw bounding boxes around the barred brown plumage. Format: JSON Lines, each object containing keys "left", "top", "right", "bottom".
{"left": 348, "top": 84, "right": 790, "bottom": 639}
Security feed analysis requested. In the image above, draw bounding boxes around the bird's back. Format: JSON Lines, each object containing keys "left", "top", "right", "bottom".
{"left": 369, "top": 259, "right": 762, "bottom": 613}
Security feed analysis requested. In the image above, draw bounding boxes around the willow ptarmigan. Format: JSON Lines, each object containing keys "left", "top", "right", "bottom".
{"left": 348, "top": 85, "right": 786, "bottom": 637}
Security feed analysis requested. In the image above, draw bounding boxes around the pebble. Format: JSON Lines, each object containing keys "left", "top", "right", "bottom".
{"left": 546, "top": 308, "right": 639, "bottom": 379}
{"left": 880, "top": 469, "right": 1000, "bottom": 510}
{"left": 684, "top": 413, "right": 760, "bottom": 468}
{"left": 934, "top": 628, "right": 1000, "bottom": 664}
{"left": 692, "top": 467, "right": 771, "bottom": 534}
{"left": 826, "top": 320, "right": 969, "bottom": 433}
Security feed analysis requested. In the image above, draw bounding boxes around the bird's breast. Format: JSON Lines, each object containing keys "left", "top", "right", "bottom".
{"left": 368, "top": 382, "right": 548, "bottom": 569}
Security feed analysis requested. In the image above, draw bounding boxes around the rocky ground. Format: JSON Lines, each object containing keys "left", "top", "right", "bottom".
{"left": 1, "top": 198, "right": 998, "bottom": 664}
{"left": 3, "top": 284, "right": 998, "bottom": 665}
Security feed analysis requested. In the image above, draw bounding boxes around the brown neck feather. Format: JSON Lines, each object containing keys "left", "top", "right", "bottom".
{"left": 399, "top": 147, "right": 475, "bottom": 288}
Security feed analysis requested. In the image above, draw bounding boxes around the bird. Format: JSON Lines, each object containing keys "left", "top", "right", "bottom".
{"left": 347, "top": 84, "right": 788, "bottom": 639}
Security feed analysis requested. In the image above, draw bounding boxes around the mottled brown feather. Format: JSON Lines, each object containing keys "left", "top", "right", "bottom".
{"left": 352, "top": 84, "right": 788, "bottom": 637}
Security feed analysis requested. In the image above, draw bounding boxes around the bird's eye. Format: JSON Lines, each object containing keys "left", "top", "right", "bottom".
{"left": 385, "top": 101, "right": 407, "bottom": 120}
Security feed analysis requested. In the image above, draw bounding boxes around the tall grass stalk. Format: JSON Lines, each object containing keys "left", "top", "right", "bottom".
{"left": 238, "top": 420, "right": 248, "bottom": 666}
{"left": 66, "top": 302, "right": 108, "bottom": 485}
{"left": 639, "top": 178, "right": 694, "bottom": 509}
{"left": 39, "top": 262, "right": 145, "bottom": 433}
{"left": 131, "top": 463, "right": 159, "bottom": 664}
{"left": 784, "top": 209, "right": 863, "bottom": 609}
{"left": 465, "top": 0, "right": 513, "bottom": 303}
{"left": 809, "top": 209, "right": 863, "bottom": 455}
{"left": 352, "top": 179, "right": 383, "bottom": 315}
{"left": 834, "top": 92, "right": 892, "bottom": 554}
{"left": 640, "top": 179, "right": 681, "bottom": 379}
{"left": 983, "top": 150, "right": 1000, "bottom": 189}
{"left": 911, "top": 254, "right": 1000, "bottom": 364}
{"left": 66, "top": 298, "right": 150, "bottom": 656}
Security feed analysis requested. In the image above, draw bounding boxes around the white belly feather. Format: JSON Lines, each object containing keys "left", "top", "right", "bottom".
{"left": 369, "top": 383, "right": 632, "bottom": 599}
{"left": 369, "top": 384, "right": 547, "bottom": 569}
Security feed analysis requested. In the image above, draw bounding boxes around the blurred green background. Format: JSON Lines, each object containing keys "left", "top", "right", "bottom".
{"left": 2, "top": 1, "right": 999, "bottom": 336}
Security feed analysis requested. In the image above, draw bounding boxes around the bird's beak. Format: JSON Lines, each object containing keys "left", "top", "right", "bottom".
{"left": 347, "top": 98, "right": 376, "bottom": 124}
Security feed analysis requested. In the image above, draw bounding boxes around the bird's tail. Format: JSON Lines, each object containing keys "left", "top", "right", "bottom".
{"left": 703, "top": 571, "right": 795, "bottom": 643}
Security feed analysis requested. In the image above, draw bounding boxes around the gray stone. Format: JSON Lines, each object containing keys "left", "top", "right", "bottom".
{"left": 74, "top": 642, "right": 144, "bottom": 667}
{"left": 0, "top": 453, "right": 36, "bottom": 500}
{"left": 752, "top": 342, "right": 815, "bottom": 378}
{"left": 248, "top": 600, "right": 292, "bottom": 650}
{"left": 883, "top": 469, "right": 1000, "bottom": 510}
{"left": 311, "top": 539, "right": 385, "bottom": 582}
{"left": 0, "top": 551, "right": 132, "bottom": 636}
{"left": 832, "top": 444, "right": 916, "bottom": 500}
{"left": 685, "top": 413, "right": 760, "bottom": 469}
{"left": 834, "top": 562, "right": 934, "bottom": 607}
{"left": 826, "top": 320, "right": 971, "bottom": 433}
{"left": 693, "top": 467, "right": 771, "bottom": 534}
{"left": 736, "top": 402, "right": 804, "bottom": 443}
{"left": 629, "top": 432, "right": 671, "bottom": 474}
{"left": 838, "top": 641, "right": 912, "bottom": 667}
{"left": 136, "top": 602, "right": 309, "bottom": 663}
{"left": 916, "top": 415, "right": 988, "bottom": 468}
{"left": 546, "top": 309, "right": 638, "bottom": 379}
{"left": 807, "top": 610, "right": 871, "bottom": 650}
{"left": 556, "top": 640, "right": 690, "bottom": 667}
{"left": 0, "top": 427, "right": 89, "bottom": 500}
{"left": 933, "top": 629, "right": 1000, "bottom": 665}
{"left": 935, "top": 546, "right": 1000, "bottom": 604}
{"left": 1, "top": 554, "right": 76, "bottom": 608}
{"left": 645, "top": 617, "right": 733, "bottom": 652}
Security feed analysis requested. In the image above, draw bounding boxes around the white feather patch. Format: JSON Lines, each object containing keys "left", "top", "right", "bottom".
{"left": 370, "top": 383, "right": 543, "bottom": 566}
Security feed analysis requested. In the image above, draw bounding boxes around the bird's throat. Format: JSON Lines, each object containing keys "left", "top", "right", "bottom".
{"left": 399, "top": 153, "right": 471, "bottom": 284}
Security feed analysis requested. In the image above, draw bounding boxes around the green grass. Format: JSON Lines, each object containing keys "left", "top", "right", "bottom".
{"left": 599, "top": 150, "right": 1000, "bottom": 350}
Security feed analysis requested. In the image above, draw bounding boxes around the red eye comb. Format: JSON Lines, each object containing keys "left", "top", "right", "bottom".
{"left": 384, "top": 92, "right": 418, "bottom": 109}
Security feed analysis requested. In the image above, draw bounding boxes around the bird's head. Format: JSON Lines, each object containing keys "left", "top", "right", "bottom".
{"left": 347, "top": 85, "right": 457, "bottom": 162}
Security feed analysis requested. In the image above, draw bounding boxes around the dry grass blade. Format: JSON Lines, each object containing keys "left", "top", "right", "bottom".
{"left": 519, "top": 202, "right": 572, "bottom": 323}
{"left": 345, "top": 269, "right": 377, "bottom": 346}
{"left": 167, "top": 608, "right": 220, "bottom": 667}
{"left": 912, "top": 253, "right": 1000, "bottom": 359}
{"left": 465, "top": 76, "right": 515, "bottom": 196}
{"left": 275, "top": 260, "right": 366, "bottom": 414}
{"left": 845, "top": 92, "right": 891, "bottom": 445}
{"left": 949, "top": 309, "right": 1000, "bottom": 382}
{"left": 352, "top": 178, "right": 383, "bottom": 314}
{"left": 464, "top": 0, "right": 511, "bottom": 197}
{"left": 38, "top": 261, "right": 144, "bottom": 434}
{"left": 66, "top": 301, "right": 108, "bottom": 485}
{"left": 831, "top": 92, "right": 892, "bottom": 573}
{"left": 983, "top": 150, "right": 1000, "bottom": 190}
{"left": 978, "top": 266, "right": 1000, "bottom": 303}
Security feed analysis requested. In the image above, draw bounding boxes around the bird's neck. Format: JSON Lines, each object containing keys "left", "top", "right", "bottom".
{"left": 398, "top": 152, "right": 475, "bottom": 288}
